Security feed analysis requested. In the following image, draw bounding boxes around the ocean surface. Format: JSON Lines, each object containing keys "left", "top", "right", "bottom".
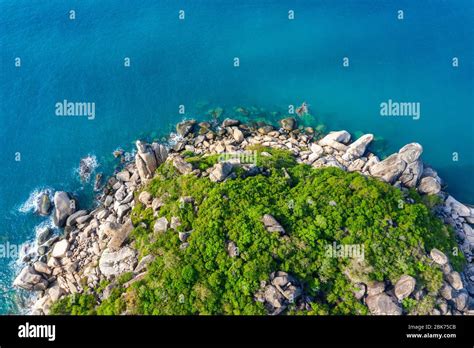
{"left": 0, "top": 0, "right": 473, "bottom": 314}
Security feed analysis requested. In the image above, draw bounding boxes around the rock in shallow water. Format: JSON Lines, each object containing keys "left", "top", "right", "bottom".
{"left": 37, "top": 193, "right": 51, "bottom": 216}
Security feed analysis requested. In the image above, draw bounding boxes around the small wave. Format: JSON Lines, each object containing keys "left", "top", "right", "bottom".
{"left": 18, "top": 188, "right": 53, "bottom": 214}
{"left": 76, "top": 154, "right": 99, "bottom": 182}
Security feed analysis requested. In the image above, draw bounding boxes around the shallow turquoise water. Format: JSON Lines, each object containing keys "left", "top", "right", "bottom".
{"left": 0, "top": 0, "right": 473, "bottom": 313}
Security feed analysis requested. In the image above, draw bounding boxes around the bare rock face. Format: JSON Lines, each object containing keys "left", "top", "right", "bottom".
{"left": 366, "top": 293, "right": 402, "bottom": 315}
{"left": 138, "top": 191, "right": 152, "bottom": 205}
{"left": 38, "top": 193, "right": 51, "bottom": 216}
{"left": 172, "top": 156, "right": 193, "bottom": 175}
{"left": 366, "top": 281, "right": 385, "bottom": 296}
{"left": 262, "top": 214, "right": 285, "bottom": 235}
{"left": 394, "top": 275, "right": 416, "bottom": 300}
{"left": 53, "top": 191, "right": 76, "bottom": 227}
{"left": 222, "top": 118, "right": 240, "bottom": 127}
{"left": 99, "top": 246, "right": 137, "bottom": 279}
{"left": 209, "top": 162, "right": 233, "bottom": 182}
{"left": 66, "top": 210, "right": 88, "bottom": 227}
{"left": 398, "top": 143, "right": 423, "bottom": 164}
{"left": 154, "top": 217, "right": 168, "bottom": 233}
{"left": 232, "top": 127, "right": 245, "bottom": 143}
{"left": 108, "top": 219, "right": 134, "bottom": 252}
{"left": 445, "top": 195, "right": 471, "bottom": 217}
{"left": 227, "top": 241, "right": 239, "bottom": 258}
{"left": 135, "top": 140, "right": 168, "bottom": 181}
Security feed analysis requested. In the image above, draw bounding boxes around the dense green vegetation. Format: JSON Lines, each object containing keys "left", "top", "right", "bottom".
{"left": 51, "top": 146, "right": 463, "bottom": 316}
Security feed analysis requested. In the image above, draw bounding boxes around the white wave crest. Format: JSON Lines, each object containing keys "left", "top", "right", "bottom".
{"left": 18, "top": 188, "right": 53, "bottom": 214}
{"left": 76, "top": 154, "right": 99, "bottom": 182}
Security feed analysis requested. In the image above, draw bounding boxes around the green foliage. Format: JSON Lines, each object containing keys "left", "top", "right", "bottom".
{"left": 50, "top": 292, "right": 97, "bottom": 315}
{"left": 53, "top": 151, "right": 464, "bottom": 315}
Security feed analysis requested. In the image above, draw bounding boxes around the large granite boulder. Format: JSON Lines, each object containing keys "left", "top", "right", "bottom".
{"left": 366, "top": 293, "right": 402, "bottom": 315}
{"left": 394, "top": 275, "right": 416, "bottom": 300}
{"left": 209, "top": 162, "right": 233, "bottom": 182}
{"left": 418, "top": 176, "right": 441, "bottom": 195}
{"left": 51, "top": 239, "right": 69, "bottom": 258}
{"left": 342, "top": 134, "right": 374, "bottom": 161}
{"left": 320, "top": 130, "right": 351, "bottom": 145}
{"left": 53, "top": 191, "right": 76, "bottom": 227}
{"left": 13, "top": 266, "right": 48, "bottom": 291}
{"left": 369, "top": 153, "right": 407, "bottom": 183}
{"left": 370, "top": 143, "right": 423, "bottom": 186}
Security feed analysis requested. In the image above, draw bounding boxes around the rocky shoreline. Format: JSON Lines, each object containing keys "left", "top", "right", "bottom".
{"left": 13, "top": 116, "right": 474, "bottom": 315}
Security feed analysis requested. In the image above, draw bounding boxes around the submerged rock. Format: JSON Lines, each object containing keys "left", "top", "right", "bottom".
{"left": 280, "top": 117, "right": 296, "bottom": 131}
{"left": 176, "top": 120, "right": 196, "bottom": 137}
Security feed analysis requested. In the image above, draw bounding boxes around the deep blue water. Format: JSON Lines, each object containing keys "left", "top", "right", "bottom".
{"left": 0, "top": 0, "right": 473, "bottom": 313}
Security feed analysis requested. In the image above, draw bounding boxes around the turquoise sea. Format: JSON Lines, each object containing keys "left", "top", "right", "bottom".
{"left": 0, "top": 0, "right": 473, "bottom": 313}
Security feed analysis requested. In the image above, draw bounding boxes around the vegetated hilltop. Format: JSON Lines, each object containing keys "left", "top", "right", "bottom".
{"left": 15, "top": 116, "right": 472, "bottom": 316}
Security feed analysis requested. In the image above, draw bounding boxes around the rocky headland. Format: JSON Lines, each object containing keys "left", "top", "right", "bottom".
{"left": 13, "top": 115, "right": 474, "bottom": 316}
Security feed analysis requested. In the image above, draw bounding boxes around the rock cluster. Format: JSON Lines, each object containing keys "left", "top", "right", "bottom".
{"left": 254, "top": 271, "right": 303, "bottom": 315}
